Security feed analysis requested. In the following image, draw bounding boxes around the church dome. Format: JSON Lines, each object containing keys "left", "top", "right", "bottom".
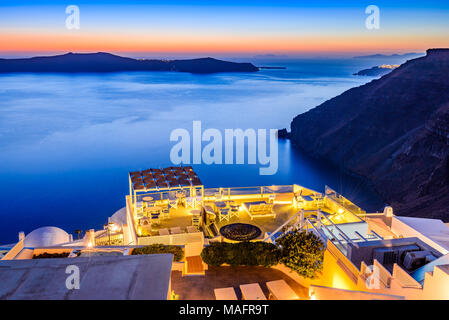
{"left": 24, "top": 226, "right": 70, "bottom": 247}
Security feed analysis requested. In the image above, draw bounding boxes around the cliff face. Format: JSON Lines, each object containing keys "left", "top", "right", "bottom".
{"left": 291, "top": 49, "right": 449, "bottom": 219}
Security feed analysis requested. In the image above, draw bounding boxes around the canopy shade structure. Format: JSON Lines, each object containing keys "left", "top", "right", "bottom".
{"left": 128, "top": 166, "right": 205, "bottom": 226}
{"left": 129, "top": 166, "right": 202, "bottom": 193}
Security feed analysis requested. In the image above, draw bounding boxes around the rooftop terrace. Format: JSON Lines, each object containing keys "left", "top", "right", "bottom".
{"left": 171, "top": 265, "right": 308, "bottom": 300}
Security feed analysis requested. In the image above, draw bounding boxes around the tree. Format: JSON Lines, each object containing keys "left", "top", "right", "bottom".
{"left": 276, "top": 229, "right": 325, "bottom": 279}
{"left": 74, "top": 229, "right": 82, "bottom": 240}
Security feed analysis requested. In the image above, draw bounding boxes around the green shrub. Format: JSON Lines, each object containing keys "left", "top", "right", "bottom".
{"left": 200, "top": 241, "right": 280, "bottom": 267}
{"left": 276, "top": 229, "right": 325, "bottom": 279}
{"left": 33, "top": 252, "right": 70, "bottom": 259}
{"left": 132, "top": 244, "right": 184, "bottom": 262}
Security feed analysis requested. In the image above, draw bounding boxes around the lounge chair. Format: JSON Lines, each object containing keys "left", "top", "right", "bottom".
{"left": 192, "top": 215, "right": 201, "bottom": 227}
{"left": 135, "top": 201, "right": 144, "bottom": 216}
{"left": 239, "top": 283, "right": 267, "bottom": 300}
{"left": 229, "top": 203, "right": 240, "bottom": 218}
{"left": 185, "top": 197, "right": 196, "bottom": 208}
{"left": 219, "top": 208, "right": 230, "bottom": 222}
{"left": 168, "top": 192, "right": 178, "bottom": 209}
{"left": 214, "top": 287, "right": 238, "bottom": 300}
{"left": 150, "top": 213, "right": 160, "bottom": 224}
{"left": 266, "top": 280, "right": 299, "bottom": 300}
{"left": 160, "top": 206, "right": 170, "bottom": 220}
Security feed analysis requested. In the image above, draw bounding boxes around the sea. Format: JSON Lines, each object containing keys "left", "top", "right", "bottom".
{"left": 0, "top": 57, "right": 396, "bottom": 243}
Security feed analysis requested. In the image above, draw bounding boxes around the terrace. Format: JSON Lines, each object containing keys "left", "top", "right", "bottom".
{"left": 171, "top": 265, "right": 309, "bottom": 300}
{"left": 123, "top": 166, "right": 374, "bottom": 249}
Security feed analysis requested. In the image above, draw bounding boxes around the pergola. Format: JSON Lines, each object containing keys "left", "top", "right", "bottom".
{"left": 128, "top": 166, "right": 204, "bottom": 214}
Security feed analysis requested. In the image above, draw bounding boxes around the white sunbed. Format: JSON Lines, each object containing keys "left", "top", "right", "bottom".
{"left": 239, "top": 283, "right": 267, "bottom": 300}
{"left": 214, "top": 287, "right": 238, "bottom": 300}
{"left": 266, "top": 280, "right": 299, "bottom": 300}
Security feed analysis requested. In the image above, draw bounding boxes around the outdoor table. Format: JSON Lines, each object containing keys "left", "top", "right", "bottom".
{"left": 266, "top": 280, "right": 299, "bottom": 300}
{"left": 239, "top": 283, "right": 267, "bottom": 300}
{"left": 145, "top": 206, "right": 162, "bottom": 212}
{"left": 142, "top": 196, "right": 153, "bottom": 201}
{"left": 215, "top": 201, "right": 227, "bottom": 208}
{"left": 229, "top": 202, "right": 239, "bottom": 210}
{"left": 214, "top": 287, "right": 238, "bottom": 300}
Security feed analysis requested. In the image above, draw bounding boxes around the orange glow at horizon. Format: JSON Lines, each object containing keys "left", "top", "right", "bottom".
{"left": 1, "top": 31, "right": 447, "bottom": 55}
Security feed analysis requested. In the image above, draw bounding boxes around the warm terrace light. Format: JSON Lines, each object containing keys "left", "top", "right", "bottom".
{"left": 338, "top": 208, "right": 344, "bottom": 214}
{"left": 309, "top": 291, "right": 316, "bottom": 300}
{"left": 109, "top": 223, "right": 119, "bottom": 233}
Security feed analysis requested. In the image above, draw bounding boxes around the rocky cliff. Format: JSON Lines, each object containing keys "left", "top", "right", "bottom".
{"left": 291, "top": 49, "right": 449, "bottom": 219}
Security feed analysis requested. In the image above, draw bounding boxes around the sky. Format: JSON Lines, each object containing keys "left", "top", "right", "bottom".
{"left": 0, "top": 0, "right": 448, "bottom": 58}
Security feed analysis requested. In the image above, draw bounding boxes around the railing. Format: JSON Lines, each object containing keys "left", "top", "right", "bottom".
{"left": 392, "top": 264, "right": 423, "bottom": 289}
{"left": 325, "top": 185, "right": 366, "bottom": 218}
{"left": 95, "top": 232, "right": 124, "bottom": 246}
{"left": 374, "top": 259, "right": 393, "bottom": 288}
{"left": 263, "top": 210, "right": 303, "bottom": 242}
{"left": 135, "top": 184, "right": 295, "bottom": 204}
{"left": 1, "top": 239, "right": 24, "bottom": 260}
{"left": 137, "top": 232, "right": 204, "bottom": 246}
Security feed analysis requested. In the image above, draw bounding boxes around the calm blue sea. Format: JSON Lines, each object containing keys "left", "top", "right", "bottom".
{"left": 0, "top": 57, "right": 389, "bottom": 243}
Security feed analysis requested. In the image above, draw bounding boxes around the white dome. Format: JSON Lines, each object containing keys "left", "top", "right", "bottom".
{"left": 24, "top": 226, "right": 70, "bottom": 248}
{"left": 110, "top": 207, "right": 127, "bottom": 225}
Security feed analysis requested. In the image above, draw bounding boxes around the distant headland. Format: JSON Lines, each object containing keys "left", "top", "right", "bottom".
{"left": 353, "top": 52, "right": 424, "bottom": 59}
{"left": 0, "top": 52, "right": 259, "bottom": 74}
{"left": 353, "top": 64, "right": 399, "bottom": 77}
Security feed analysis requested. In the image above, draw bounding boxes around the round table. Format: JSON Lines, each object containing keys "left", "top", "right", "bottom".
{"left": 142, "top": 196, "right": 153, "bottom": 201}
{"left": 215, "top": 201, "right": 227, "bottom": 208}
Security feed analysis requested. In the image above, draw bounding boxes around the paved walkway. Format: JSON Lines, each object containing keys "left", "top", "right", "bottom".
{"left": 171, "top": 265, "right": 308, "bottom": 300}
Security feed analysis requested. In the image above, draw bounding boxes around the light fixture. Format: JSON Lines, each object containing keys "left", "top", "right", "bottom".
{"left": 309, "top": 290, "right": 316, "bottom": 300}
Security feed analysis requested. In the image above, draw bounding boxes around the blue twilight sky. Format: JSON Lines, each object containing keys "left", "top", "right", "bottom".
{"left": 0, "top": 0, "right": 448, "bottom": 57}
